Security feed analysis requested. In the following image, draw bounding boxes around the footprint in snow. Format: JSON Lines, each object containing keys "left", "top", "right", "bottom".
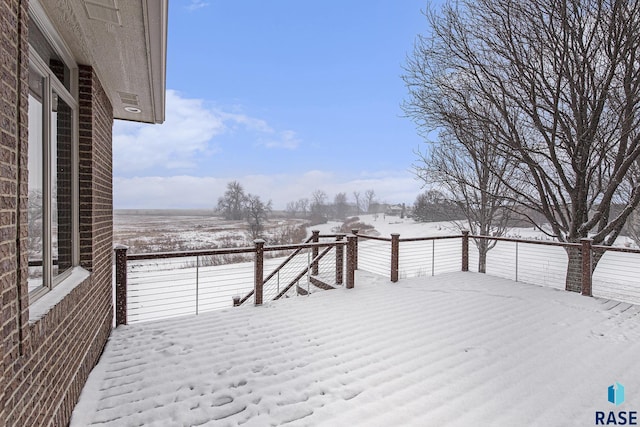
{"left": 211, "top": 402, "right": 247, "bottom": 421}
{"left": 589, "top": 328, "right": 632, "bottom": 342}
{"left": 230, "top": 379, "right": 248, "bottom": 388}
{"left": 340, "top": 387, "right": 363, "bottom": 400}
{"left": 461, "top": 346, "right": 490, "bottom": 356}
{"left": 154, "top": 342, "right": 193, "bottom": 356}
{"left": 154, "top": 342, "right": 173, "bottom": 351}
{"left": 211, "top": 395, "right": 234, "bottom": 407}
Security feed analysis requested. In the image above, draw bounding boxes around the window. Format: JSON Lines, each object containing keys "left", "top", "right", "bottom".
{"left": 28, "top": 15, "right": 78, "bottom": 300}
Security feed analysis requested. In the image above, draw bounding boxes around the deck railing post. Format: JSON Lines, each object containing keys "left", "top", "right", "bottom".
{"left": 351, "top": 229, "right": 359, "bottom": 270}
{"left": 346, "top": 234, "right": 357, "bottom": 289}
{"left": 581, "top": 238, "right": 593, "bottom": 296}
{"left": 431, "top": 239, "right": 435, "bottom": 276}
{"left": 311, "top": 230, "right": 320, "bottom": 275}
{"left": 335, "top": 234, "right": 345, "bottom": 285}
{"left": 515, "top": 241, "right": 519, "bottom": 282}
{"left": 462, "top": 230, "right": 469, "bottom": 272}
{"left": 254, "top": 239, "right": 265, "bottom": 305}
{"left": 195, "top": 255, "right": 200, "bottom": 315}
{"left": 114, "top": 245, "right": 128, "bottom": 326}
{"left": 391, "top": 233, "right": 400, "bottom": 282}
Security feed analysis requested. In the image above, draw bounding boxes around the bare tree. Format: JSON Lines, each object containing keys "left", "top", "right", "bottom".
{"left": 412, "top": 189, "right": 460, "bottom": 222}
{"left": 364, "top": 189, "right": 376, "bottom": 214}
{"left": 353, "top": 191, "right": 362, "bottom": 215}
{"left": 217, "top": 181, "right": 247, "bottom": 221}
{"left": 286, "top": 198, "right": 311, "bottom": 219}
{"left": 296, "top": 198, "right": 309, "bottom": 218}
{"left": 334, "top": 192, "right": 349, "bottom": 220}
{"left": 245, "top": 194, "right": 272, "bottom": 241}
{"left": 413, "top": 191, "right": 437, "bottom": 223}
{"left": 285, "top": 201, "right": 299, "bottom": 218}
{"left": 413, "top": 128, "right": 519, "bottom": 272}
{"left": 627, "top": 208, "right": 640, "bottom": 248}
{"left": 311, "top": 190, "right": 328, "bottom": 217}
{"left": 404, "top": 0, "right": 640, "bottom": 291}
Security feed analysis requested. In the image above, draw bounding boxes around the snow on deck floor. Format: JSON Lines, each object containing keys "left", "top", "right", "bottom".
{"left": 71, "top": 272, "right": 640, "bottom": 427}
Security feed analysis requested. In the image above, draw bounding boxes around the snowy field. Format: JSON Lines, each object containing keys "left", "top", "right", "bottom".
{"left": 115, "top": 210, "right": 307, "bottom": 253}
{"left": 72, "top": 271, "right": 640, "bottom": 426}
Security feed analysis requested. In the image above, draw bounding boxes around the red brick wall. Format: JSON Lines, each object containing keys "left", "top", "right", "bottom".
{"left": 1, "top": 1, "right": 115, "bottom": 425}
{"left": 1, "top": 0, "right": 30, "bottom": 424}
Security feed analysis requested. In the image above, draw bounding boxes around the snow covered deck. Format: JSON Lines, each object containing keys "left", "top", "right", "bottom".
{"left": 71, "top": 272, "right": 640, "bottom": 426}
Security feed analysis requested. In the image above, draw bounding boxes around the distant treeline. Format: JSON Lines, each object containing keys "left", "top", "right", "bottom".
{"left": 115, "top": 209, "right": 215, "bottom": 216}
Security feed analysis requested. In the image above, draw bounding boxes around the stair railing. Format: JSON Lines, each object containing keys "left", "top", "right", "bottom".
{"left": 236, "top": 232, "right": 352, "bottom": 306}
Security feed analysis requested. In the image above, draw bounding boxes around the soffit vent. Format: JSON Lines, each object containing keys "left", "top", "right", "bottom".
{"left": 118, "top": 91, "right": 140, "bottom": 106}
{"left": 84, "top": 0, "right": 122, "bottom": 26}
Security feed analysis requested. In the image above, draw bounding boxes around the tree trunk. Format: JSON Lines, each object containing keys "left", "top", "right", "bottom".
{"left": 478, "top": 250, "right": 487, "bottom": 273}
{"left": 477, "top": 239, "right": 487, "bottom": 273}
{"left": 564, "top": 245, "right": 604, "bottom": 292}
{"left": 565, "top": 246, "right": 582, "bottom": 292}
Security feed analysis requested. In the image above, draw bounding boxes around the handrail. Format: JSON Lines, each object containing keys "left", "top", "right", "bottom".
{"left": 469, "top": 234, "right": 582, "bottom": 248}
{"left": 359, "top": 232, "right": 584, "bottom": 248}
{"left": 399, "top": 235, "right": 465, "bottom": 243}
{"left": 263, "top": 241, "right": 346, "bottom": 252}
{"left": 592, "top": 244, "right": 640, "bottom": 254}
{"left": 237, "top": 238, "right": 348, "bottom": 306}
{"left": 118, "top": 233, "right": 627, "bottom": 262}
{"left": 126, "top": 246, "right": 255, "bottom": 261}
{"left": 261, "top": 237, "right": 327, "bottom": 285}
{"left": 358, "top": 235, "right": 464, "bottom": 243}
{"left": 273, "top": 246, "right": 333, "bottom": 300}
{"left": 237, "top": 289, "right": 255, "bottom": 306}
{"left": 236, "top": 235, "right": 314, "bottom": 306}
{"left": 357, "top": 235, "right": 391, "bottom": 242}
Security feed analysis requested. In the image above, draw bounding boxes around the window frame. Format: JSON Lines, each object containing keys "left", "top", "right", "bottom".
{"left": 28, "top": 13, "right": 80, "bottom": 302}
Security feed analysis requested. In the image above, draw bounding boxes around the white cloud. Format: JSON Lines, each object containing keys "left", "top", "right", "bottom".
{"left": 258, "top": 130, "right": 301, "bottom": 150}
{"left": 113, "top": 90, "right": 224, "bottom": 173}
{"left": 113, "top": 90, "right": 301, "bottom": 174}
{"left": 114, "top": 170, "right": 422, "bottom": 210}
{"left": 186, "top": 0, "right": 209, "bottom": 11}
{"left": 218, "top": 111, "right": 273, "bottom": 134}
{"left": 215, "top": 112, "right": 300, "bottom": 149}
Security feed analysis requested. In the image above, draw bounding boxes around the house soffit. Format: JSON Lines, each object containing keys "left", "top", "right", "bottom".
{"left": 36, "top": 0, "right": 168, "bottom": 124}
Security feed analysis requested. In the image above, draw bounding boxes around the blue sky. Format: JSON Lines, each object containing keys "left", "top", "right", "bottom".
{"left": 114, "top": 0, "right": 433, "bottom": 209}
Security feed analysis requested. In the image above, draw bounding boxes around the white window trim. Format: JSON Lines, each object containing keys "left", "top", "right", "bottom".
{"left": 28, "top": 8, "right": 80, "bottom": 303}
{"left": 29, "top": 0, "right": 77, "bottom": 88}
{"left": 29, "top": 267, "right": 91, "bottom": 323}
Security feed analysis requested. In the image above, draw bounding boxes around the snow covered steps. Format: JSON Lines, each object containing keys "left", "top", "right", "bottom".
{"left": 296, "top": 274, "right": 337, "bottom": 296}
